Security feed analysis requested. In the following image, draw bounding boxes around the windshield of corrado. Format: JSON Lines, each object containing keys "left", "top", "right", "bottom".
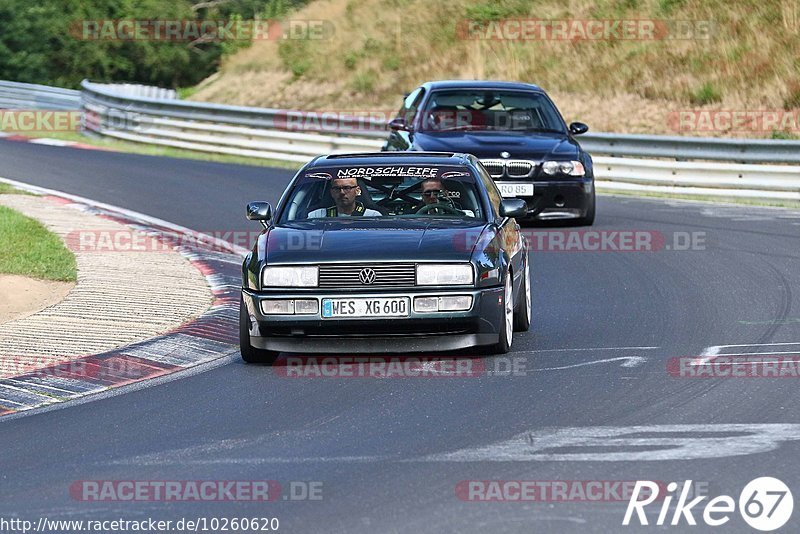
{"left": 278, "top": 164, "right": 487, "bottom": 222}
{"left": 419, "top": 90, "right": 566, "bottom": 133}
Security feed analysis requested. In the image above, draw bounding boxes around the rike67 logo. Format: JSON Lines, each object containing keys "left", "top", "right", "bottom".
{"left": 623, "top": 477, "right": 793, "bottom": 531}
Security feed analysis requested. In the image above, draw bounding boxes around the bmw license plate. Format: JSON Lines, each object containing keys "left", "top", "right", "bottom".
{"left": 322, "top": 297, "right": 410, "bottom": 318}
{"left": 496, "top": 182, "right": 534, "bottom": 197}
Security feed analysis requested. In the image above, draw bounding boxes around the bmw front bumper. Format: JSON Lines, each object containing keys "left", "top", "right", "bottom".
{"left": 520, "top": 179, "right": 594, "bottom": 220}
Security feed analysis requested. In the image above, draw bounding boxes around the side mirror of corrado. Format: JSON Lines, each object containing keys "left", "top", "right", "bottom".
{"left": 569, "top": 122, "right": 589, "bottom": 135}
{"left": 499, "top": 199, "right": 528, "bottom": 219}
{"left": 246, "top": 202, "right": 272, "bottom": 227}
{"left": 389, "top": 117, "right": 409, "bottom": 131}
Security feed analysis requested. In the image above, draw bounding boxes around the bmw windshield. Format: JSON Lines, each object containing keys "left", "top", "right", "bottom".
{"left": 418, "top": 90, "right": 567, "bottom": 133}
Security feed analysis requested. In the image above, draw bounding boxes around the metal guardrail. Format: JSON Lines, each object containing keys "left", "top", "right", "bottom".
{"left": 579, "top": 133, "right": 800, "bottom": 165}
{"left": 0, "top": 81, "right": 81, "bottom": 110}
{"left": 94, "top": 83, "right": 177, "bottom": 100}
{"left": 2, "top": 79, "right": 799, "bottom": 203}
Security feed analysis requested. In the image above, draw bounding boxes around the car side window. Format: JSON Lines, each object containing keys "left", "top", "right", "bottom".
{"left": 397, "top": 87, "right": 425, "bottom": 124}
{"left": 476, "top": 163, "right": 502, "bottom": 218}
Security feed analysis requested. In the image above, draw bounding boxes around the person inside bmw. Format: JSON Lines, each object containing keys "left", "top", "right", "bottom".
{"left": 307, "top": 177, "right": 382, "bottom": 218}
{"left": 415, "top": 177, "right": 475, "bottom": 217}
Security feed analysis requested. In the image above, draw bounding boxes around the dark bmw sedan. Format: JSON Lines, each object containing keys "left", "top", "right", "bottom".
{"left": 240, "top": 152, "right": 531, "bottom": 363}
{"left": 383, "top": 80, "right": 595, "bottom": 225}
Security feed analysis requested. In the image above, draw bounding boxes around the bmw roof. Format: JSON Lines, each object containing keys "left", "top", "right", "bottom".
{"left": 418, "top": 80, "right": 544, "bottom": 93}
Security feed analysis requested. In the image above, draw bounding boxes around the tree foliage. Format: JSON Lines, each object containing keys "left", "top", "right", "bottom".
{"left": 0, "top": 0, "right": 308, "bottom": 88}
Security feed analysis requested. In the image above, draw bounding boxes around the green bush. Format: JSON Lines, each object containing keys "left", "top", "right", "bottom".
{"left": 690, "top": 83, "right": 722, "bottom": 105}
{"left": 382, "top": 55, "right": 401, "bottom": 71}
{"left": 344, "top": 51, "right": 359, "bottom": 70}
{"left": 465, "top": 0, "right": 530, "bottom": 22}
{"left": 278, "top": 39, "right": 312, "bottom": 77}
{"left": 352, "top": 70, "right": 377, "bottom": 92}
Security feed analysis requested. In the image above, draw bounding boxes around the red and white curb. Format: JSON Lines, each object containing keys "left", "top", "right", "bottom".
{"left": 0, "top": 178, "right": 247, "bottom": 417}
{"left": 0, "top": 131, "right": 108, "bottom": 151}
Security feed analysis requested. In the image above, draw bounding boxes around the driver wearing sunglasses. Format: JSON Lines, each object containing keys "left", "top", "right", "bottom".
{"left": 413, "top": 178, "right": 474, "bottom": 217}
{"left": 307, "top": 177, "right": 382, "bottom": 218}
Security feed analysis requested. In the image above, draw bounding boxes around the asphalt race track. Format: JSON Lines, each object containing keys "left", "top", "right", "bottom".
{"left": 2, "top": 139, "right": 800, "bottom": 533}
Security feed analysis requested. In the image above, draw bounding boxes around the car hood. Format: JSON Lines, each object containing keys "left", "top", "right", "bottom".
{"left": 412, "top": 131, "right": 580, "bottom": 160}
{"left": 263, "top": 218, "right": 487, "bottom": 264}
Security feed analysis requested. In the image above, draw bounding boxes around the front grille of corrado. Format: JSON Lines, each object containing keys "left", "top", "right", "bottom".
{"left": 318, "top": 263, "right": 416, "bottom": 288}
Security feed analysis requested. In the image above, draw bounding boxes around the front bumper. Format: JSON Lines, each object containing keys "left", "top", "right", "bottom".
{"left": 241, "top": 286, "right": 505, "bottom": 353}
{"left": 517, "top": 179, "right": 593, "bottom": 220}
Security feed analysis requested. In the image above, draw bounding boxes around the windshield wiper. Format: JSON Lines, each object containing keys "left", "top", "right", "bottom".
{"left": 507, "top": 127, "right": 564, "bottom": 133}
{"left": 433, "top": 125, "right": 492, "bottom": 132}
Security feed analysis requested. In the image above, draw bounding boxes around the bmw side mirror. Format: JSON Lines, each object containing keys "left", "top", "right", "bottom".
{"left": 500, "top": 199, "right": 527, "bottom": 219}
{"left": 246, "top": 202, "right": 272, "bottom": 228}
{"left": 389, "top": 117, "right": 409, "bottom": 131}
{"left": 569, "top": 122, "right": 589, "bottom": 135}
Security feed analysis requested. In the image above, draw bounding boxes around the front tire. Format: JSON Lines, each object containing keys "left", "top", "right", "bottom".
{"left": 485, "top": 272, "right": 513, "bottom": 354}
{"left": 513, "top": 259, "right": 531, "bottom": 332}
{"left": 240, "top": 294, "right": 279, "bottom": 364}
{"left": 575, "top": 191, "right": 596, "bottom": 226}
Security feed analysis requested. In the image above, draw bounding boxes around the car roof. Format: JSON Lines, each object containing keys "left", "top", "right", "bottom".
{"left": 418, "top": 80, "right": 544, "bottom": 93}
{"left": 306, "top": 152, "right": 475, "bottom": 168}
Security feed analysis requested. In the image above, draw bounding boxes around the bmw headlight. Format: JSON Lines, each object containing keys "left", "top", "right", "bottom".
{"left": 542, "top": 160, "right": 585, "bottom": 176}
{"left": 262, "top": 266, "right": 318, "bottom": 287}
{"left": 417, "top": 264, "right": 474, "bottom": 286}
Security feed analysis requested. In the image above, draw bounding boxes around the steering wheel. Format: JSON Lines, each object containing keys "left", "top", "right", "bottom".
{"left": 416, "top": 203, "right": 463, "bottom": 215}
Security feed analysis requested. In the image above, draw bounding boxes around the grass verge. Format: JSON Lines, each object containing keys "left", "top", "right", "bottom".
{"left": 0, "top": 183, "right": 23, "bottom": 195}
{"left": 38, "top": 131, "right": 303, "bottom": 170}
{"left": 0, "top": 206, "right": 77, "bottom": 282}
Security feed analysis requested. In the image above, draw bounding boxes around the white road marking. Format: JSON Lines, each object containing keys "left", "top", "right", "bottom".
{"left": 535, "top": 356, "right": 647, "bottom": 371}
{"left": 709, "top": 342, "right": 800, "bottom": 350}
{"left": 521, "top": 346, "right": 659, "bottom": 353}
{"left": 419, "top": 424, "right": 800, "bottom": 462}
{"left": 701, "top": 351, "right": 800, "bottom": 356}
{"left": 692, "top": 342, "right": 800, "bottom": 366}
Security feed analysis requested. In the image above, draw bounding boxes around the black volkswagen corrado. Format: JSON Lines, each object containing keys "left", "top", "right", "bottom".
{"left": 240, "top": 152, "right": 531, "bottom": 363}
{"left": 383, "top": 80, "right": 595, "bottom": 225}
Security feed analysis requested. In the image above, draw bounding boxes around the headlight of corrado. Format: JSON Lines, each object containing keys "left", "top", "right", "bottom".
{"left": 541, "top": 160, "right": 585, "bottom": 177}
{"left": 416, "top": 264, "right": 474, "bottom": 286}
{"left": 262, "top": 266, "right": 318, "bottom": 287}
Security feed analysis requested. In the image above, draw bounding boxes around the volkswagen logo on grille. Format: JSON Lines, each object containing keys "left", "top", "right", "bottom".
{"left": 500, "top": 151, "right": 511, "bottom": 159}
{"left": 358, "top": 268, "right": 376, "bottom": 285}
